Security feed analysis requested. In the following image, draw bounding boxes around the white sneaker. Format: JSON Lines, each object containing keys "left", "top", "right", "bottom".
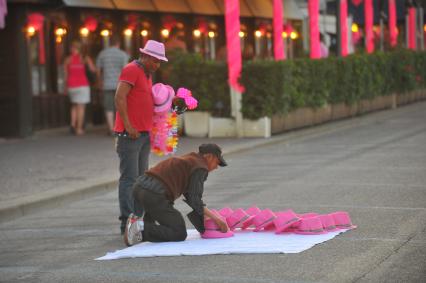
{"left": 124, "top": 213, "right": 144, "bottom": 246}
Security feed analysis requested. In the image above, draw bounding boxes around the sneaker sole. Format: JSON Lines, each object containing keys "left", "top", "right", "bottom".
{"left": 123, "top": 214, "right": 134, "bottom": 247}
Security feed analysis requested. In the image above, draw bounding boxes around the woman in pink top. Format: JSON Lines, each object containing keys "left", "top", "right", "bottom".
{"left": 64, "top": 41, "right": 96, "bottom": 135}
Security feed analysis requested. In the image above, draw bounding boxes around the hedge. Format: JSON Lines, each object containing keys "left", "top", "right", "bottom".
{"left": 161, "top": 49, "right": 426, "bottom": 120}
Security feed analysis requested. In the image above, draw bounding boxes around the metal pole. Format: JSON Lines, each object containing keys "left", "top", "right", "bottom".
{"left": 418, "top": 6, "right": 424, "bottom": 50}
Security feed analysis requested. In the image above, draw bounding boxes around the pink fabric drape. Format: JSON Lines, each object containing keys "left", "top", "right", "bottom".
{"left": 364, "top": 0, "right": 374, "bottom": 53}
{"left": 273, "top": 0, "right": 285, "bottom": 60}
{"left": 0, "top": 0, "right": 7, "bottom": 29}
{"left": 388, "top": 0, "right": 397, "bottom": 47}
{"left": 28, "top": 13, "right": 45, "bottom": 65}
{"left": 408, "top": 7, "right": 416, "bottom": 50}
{"left": 340, "top": 0, "right": 348, "bottom": 56}
{"left": 308, "top": 0, "right": 320, "bottom": 59}
{"left": 225, "top": 0, "right": 244, "bottom": 92}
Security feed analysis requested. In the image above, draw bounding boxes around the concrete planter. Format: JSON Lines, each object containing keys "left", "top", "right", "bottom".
{"left": 243, "top": 117, "right": 271, "bottom": 138}
{"left": 331, "top": 102, "right": 358, "bottom": 120}
{"left": 312, "top": 104, "right": 332, "bottom": 125}
{"left": 183, "top": 111, "right": 210, "bottom": 137}
{"left": 208, "top": 117, "right": 236, "bottom": 138}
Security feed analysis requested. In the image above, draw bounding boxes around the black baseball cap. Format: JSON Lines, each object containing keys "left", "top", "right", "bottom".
{"left": 198, "top": 143, "right": 227, "bottom": 167}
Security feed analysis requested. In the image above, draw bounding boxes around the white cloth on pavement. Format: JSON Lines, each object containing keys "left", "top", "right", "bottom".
{"left": 96, "top": 228, "right": 349, "bottom": 260}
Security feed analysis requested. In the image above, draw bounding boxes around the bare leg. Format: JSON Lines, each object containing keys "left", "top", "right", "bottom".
{"left": 75, "top": 104, "right": 86, "bottom": 135}
{"left": 105, "top": 111, "right": 115, "bottom": 134}
{"left": 70, "top": 104, "right": 77, "bottom": 131}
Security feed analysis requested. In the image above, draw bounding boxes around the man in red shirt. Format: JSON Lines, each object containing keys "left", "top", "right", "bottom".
{"left": 114, "top": 40, "right": 168, "bottom": 234}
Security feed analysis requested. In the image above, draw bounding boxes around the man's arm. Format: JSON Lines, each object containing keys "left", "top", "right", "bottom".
{"left": 115, "top": 81, "right": 140, "bottom": 139}
{"left": 183, "top": 169, "right": 229, "bottom": 232}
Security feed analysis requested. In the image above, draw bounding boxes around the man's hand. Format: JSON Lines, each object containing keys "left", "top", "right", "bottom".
{"left": 125, "top": 125, "right": 140, "bottom": 139}
{"left": 214, "top": 217, "right": 229, "bottom": 233}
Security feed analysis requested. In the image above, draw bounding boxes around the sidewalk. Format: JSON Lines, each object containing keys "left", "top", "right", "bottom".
{"left": 1, "top": 102, "right": 424, "bottom": 223}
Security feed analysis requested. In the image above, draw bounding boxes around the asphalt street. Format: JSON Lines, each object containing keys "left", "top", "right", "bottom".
{"left": 1, "top": 102, "right": 425, "bottom": 283}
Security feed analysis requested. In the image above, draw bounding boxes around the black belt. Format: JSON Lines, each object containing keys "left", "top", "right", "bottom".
{"left": 114, "top": 131, "right": 149, "bottom": 137}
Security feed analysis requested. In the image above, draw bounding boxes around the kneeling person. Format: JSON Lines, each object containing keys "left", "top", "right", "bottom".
{"left": 124, "top": 143, "right": 229, "bottom": 246}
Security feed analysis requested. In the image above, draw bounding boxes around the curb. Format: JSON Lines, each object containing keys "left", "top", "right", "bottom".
{"left": 0, "top": 102, "right": 423, "bottom": 223}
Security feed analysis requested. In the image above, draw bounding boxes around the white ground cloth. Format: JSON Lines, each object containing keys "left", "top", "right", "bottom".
{"left": 96, "top": 229, "right": 349, "bottom": 260}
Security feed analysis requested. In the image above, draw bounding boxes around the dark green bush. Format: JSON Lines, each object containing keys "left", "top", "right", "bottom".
{"left": 162, "top": 50, "right": 426, "bottom": 120}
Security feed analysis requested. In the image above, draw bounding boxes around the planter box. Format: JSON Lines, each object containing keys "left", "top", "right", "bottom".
{"left": 208, "top": 117, "right": 236, "bottom": 138}
{"left": 183, "top": 111, "right": 210, "bottom": 138}
{"left": 243, "top": 117, "right": 271, "bottom": 138}
{"left": 331, "top": 102, "right": 358, "bottom": 120}
{"left": 312, "top": 104, "right": 332, "bottom": 125}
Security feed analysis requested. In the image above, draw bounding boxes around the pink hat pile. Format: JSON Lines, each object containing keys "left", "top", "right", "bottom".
{"left": 201, "top": 206, "right": 356, "bottom": 238}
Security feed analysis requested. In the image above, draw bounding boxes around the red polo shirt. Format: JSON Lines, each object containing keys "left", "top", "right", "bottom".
{"left": 114, "top": 61, "right": 153, "bottom": 132}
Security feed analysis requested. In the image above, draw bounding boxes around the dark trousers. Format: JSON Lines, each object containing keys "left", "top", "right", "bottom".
{"left": 133, "top": 186, "right": 187, "bottom": 242}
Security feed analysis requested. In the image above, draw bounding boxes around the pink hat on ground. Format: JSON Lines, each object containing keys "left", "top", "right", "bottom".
{"left": 201, "top": 216, "right": 234, "bottom": 239}
{"left": 241, "top": 206, "right": 261, "bottom": 229}
{"left": 318, "top": 214, "right": 339, "bottom": 232}
{"left": 297, "top": 212, "right": 319, "bottom": 218}
{"left": 330, "top": 211, "right": 357, "bottom": 230}
{"left": 294, "top": 216, "right": 328, "bottom": 235}
{"left": 252, "top": 209, "right": 277, "bottom": 232}
{"left": 226, "top": 208, "right": 254, "bottom": 230}
{"left": 139, "top": 40, "right": 168, "bottom": 61}
{"left": 152, "top": 83, "right": 175, "bottom": 113}
{"left": 274, "top": 210, "right": 302, "bottom": 234}
{"left": 218, "top": 207, "right": 234, "bottom": 218}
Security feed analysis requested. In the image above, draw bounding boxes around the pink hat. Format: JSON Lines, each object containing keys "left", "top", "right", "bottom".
{"left": 252, "top": 209, "right": 277, "bottom": 232}
{"left": 318, "top": 214, "right": 339, "bottom": 232}
{"left": 297, "top": 212, "right": 318, "bottom": 218}
{"left": 139, "top": 40, "right": 168, "bottom": 61}
{"left": 294, "top": 216, "right": 328, "bottom": 235}
{"left": 226, "top": 208, "right": 254, "bottom": 230}
{"left": 201, "top": 217, "right": 234, "bottom": 239}
{"left": 241, "top": 206, "right": 261, "bottom": 229}
{"left": 218, "top": 207, "right": 234, "bottom": 218}
{"left": 274, "top": 210, "right": 302, "bottom": 234}
{"left": 330, "top": 211, "right": 357, "bottom": 230}
{"left": 152, "top": 83, "right": 175, "bottom": 113}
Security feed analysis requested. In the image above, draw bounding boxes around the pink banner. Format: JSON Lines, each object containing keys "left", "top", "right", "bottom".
{"left": 389, "top": 0, "right": 397, "bottom": 47}
{"left": 273, "top": 0, "right": 285, "bottom": 60}
{"left": 408, "top": 7, "right": 416, "bottom": 50}
{"left": 340, "top": 0, "right": 348, "bottom": 56}
{"left": 364, "top": 0, "right": 374, "bottom": 53}
{"left": 309, "top": 0, "right": 320, "bottom": 59}
{"left": 225, "top": 0, "right": 244, "bottom": 92}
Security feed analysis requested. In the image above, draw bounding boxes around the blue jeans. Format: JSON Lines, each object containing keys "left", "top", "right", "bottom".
{"left": 116, "top": 132, "right": 150, "bottom": 222}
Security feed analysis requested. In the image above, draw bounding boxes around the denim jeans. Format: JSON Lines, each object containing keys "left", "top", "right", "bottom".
{"left": 116, "top": 132, "right": 150, "bottom": 223}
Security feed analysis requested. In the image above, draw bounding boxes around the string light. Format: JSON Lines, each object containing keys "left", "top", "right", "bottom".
{"left": 208, "top": 31, "right": 215, "bottom": 38}
{"left": 254, "top": 30, "right": 262, "bottom": 38}
{"left": 290, "top": 31, "right": 298, "bottom": 40}
{"left": 140, "top": 29, "right": 148, "bottom": 37}
{"left": 282, "top": 31, "right": 288, "bottom": 38}
{"left": 100, "top": 29, "right": 110, "bottom": 37}
{"left": 239, "top": 31, "right": 245, "bottom": 38}
{"left": 27, "top": 26, "right": 36, "bottom": 36}
{"left": 123, "top": 28, "right": 132, "bottom": 36}
{"left": 351, "top": 23, "right": 359, "bottom": 33}
{"left": 193, "top": 29, "right": 201, "bottom": 38}
{"left": 161, "top": 29, "right": 169, "bottom": 38}
{"left": 80, "top": 27, "right": 89, "bottom": 37}
{"left": 55, "top": 28, "right": 66, "bottom": 36}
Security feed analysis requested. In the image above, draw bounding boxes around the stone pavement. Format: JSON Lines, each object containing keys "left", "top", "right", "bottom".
{"left": 0, "top": 101, "right": 425, "bottom": 283}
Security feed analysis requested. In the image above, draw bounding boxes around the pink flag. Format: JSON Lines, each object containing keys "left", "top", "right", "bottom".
{"left": 309, "top": 0, "right": 320, "bottom": 59}
{"left": 273, "top": 0, "right": 285, "bottom": 60}
{"left": 0, "top": 0, "right": 8, "bottom": 29}
{"left": 340, "top": 0, "right": 348, "bottom": 56}
{"left": 408, "top": 7, "right": 416, "bottom": 50}
{"left": 364, "top": 0, "right": 374, "bottom": 53}
{"left": 225, "top": 0, "right": 244, "bottom": 92}
{"left": 389, "top": 0, "right": 397, "bottom": 47}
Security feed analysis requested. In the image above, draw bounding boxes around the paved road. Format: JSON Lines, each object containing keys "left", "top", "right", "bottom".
{"left": 1, "top": 102, "right": 425, "bottom": 283}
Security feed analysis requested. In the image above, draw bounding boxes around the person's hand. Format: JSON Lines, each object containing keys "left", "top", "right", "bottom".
{"left": 214, "top": 218, "right": 229, "bottom": 233}
{"left": 125, "top": 126, "right": 140, "bottom": 139}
